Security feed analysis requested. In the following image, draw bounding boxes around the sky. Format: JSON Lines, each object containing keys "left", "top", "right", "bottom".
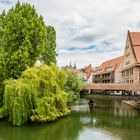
{"left": 0, "top": 0, "right": 140, "bottom": 68}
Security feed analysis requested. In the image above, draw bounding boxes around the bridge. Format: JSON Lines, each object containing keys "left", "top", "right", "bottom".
{"left": 80, "top": 83, "right": 140, "bottom": 101}
{"left": 83, "top": 83, "right": 140, "bottom": 91}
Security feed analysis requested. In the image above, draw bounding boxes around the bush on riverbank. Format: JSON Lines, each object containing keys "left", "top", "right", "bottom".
{"left": 0, "top": 65, "right": 70, "bottom": 126}
{"left": 64, "top": 69, "right": 83, "bottom": 105}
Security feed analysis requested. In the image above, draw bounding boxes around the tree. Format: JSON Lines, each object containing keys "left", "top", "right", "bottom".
{"left": 0, "top": 2, "right": 47, "bottom": 79}
{"left": 0, "top": 64, "right": 70, "bottom": 126}
{"left": 0, "top": 2, "right": 57, "bottom": 105}
{"left": 41, "top": 26, "right": 57, "bottom": 65}
{"left": 64, "top": 69, "right": 83, "bottom": 105}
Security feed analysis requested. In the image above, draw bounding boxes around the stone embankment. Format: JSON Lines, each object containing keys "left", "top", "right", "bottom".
{"left": 122, "top": 100, "right": 140, "bottom": 109}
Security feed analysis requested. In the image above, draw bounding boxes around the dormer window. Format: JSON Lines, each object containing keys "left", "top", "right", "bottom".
{"left": 126, "top": 61, "right": 130, "bottom": 65}
{"left": 126, "top": 44, "right": 129, "bottom": 49}
{"left": 96, "top": 69, "right": 102, "bottom": 73}
{"left": 106, "top": 66, "right": 113, "bottom": 71}
{"left": 126, "top": 52, "right": 130, "bottom": 57}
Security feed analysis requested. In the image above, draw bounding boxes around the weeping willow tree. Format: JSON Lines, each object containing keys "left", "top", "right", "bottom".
{"left": 0, "top": 64, "right": 70, "bottom": 126}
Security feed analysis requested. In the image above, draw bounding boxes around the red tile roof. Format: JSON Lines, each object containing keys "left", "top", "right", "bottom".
{"left": 82, "top": 64, "right": 93, "bottom": 79}
{"left": 129, "top": 32, "right": 140, "bottom": 63}
{"left": 129, "top": 32, "right": 140, "bottom": 46}
{"left": 133, "top": 47, "right": 140, "bottom": 63}
{"left": 94, "top": 56, "right": 123, "bottom": 74}
{"left": 101, "top": 56, "right": 123, "bottom": 68}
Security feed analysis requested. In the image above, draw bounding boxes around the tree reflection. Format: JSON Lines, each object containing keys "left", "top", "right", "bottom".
{"left": 0, "top": 112, "right": 83, "bottom": 140}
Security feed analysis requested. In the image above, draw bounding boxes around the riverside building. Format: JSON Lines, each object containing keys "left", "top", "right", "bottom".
{"left": 79, "top": 64, "right": 93, "bottom": 83}
{"left": 93, "top": 56, "right": 123, "bottom": 83}
{"left": 121, "top": 31, "right": 140, "bottom": 84}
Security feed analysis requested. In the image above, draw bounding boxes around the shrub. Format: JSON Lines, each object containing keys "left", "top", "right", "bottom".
{"left": 0, "top": 65, "right": 70, "bottom": 126}
{"left": 64, "top": 69, "right": 83, "bottom": 105}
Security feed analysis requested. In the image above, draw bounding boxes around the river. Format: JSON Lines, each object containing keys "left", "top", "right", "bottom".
{"left": 0, "top": 99, "right": 140, "bottom": 140}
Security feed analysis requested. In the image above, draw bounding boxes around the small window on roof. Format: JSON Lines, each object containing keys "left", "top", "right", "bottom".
{"left": 96, "top": 69, "right": 102, "bottom": 73}
{"left": 126, "top": 44, "right": 129, "bottom": 49}
{"left": 126, "top": 52, "right": 130, "bottom": 57}
{"left": 106, "top": 66, "right": 113, "bottom": 71}
{"left": 126, "top": 61, "right": 130, "bottom": 65}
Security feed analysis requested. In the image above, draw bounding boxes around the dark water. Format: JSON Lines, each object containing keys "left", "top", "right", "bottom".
{"left": 0, "top": 100, "right": 140, "bottom": 140}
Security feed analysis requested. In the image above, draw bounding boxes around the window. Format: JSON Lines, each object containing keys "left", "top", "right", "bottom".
{"left": 129, "top": 79, "right": 133, "bottom": 83}
{"left": 126, "top": 45, "right": 129, "bottom": 49}
{"left": 126, "top": 52, "right": 130, "bottom": 57}
{"left": 130, "top": 68, "right": 133, "bottom": 75}
{"left": 126, "top": 70, "right": 129, "bottom": 76}
{"left": 96, "top": 69, "right": 102, "bottom": 74}
{"left": 122, "top": 71, "right": 125, "bottom": 77}
{"left": 106, "top": 66, "right": 113, "bottom": 71}
{"left": 126, "top": 61, "right": 130, "bottom": 65}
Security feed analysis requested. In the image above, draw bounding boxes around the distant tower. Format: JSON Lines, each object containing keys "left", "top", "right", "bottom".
{"left": 74, "top": 62, "right": 76, "bottom": 69}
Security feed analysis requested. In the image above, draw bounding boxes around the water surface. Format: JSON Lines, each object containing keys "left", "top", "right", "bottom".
{"left": 0, "top": 100, "right": 140, "bottom": 140}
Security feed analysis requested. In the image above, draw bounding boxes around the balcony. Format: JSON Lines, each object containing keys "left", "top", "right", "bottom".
{"left": 93, "top": 75, "right": 114, "bottom": 82}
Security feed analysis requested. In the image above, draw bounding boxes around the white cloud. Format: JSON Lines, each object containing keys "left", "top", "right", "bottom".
{"left": 1, "top": 0, "right": 140, "bottom": 68}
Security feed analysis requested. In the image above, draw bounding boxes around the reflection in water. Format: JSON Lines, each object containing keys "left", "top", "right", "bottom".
{"left": 79, "top": 128, "right": 119, "bottom": 140}
{"left": 0, "top": 100, "right": 140, "bottom": 140}
{"left": 0, "top": 113, "right": 83, "bottom": 140}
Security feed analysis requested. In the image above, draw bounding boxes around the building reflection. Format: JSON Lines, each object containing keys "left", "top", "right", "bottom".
{"left": 113, "top": 100, "right": 138, "bottom": 117}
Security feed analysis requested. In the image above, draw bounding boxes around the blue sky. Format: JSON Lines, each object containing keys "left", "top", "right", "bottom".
{"left": 0, "top": 0, "right": 11, "bottom": 4}
{"left": 0, "top": 0, "right": 140, "bottom": 68}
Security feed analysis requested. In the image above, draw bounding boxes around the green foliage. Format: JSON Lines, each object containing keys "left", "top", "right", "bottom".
{"left": 0, "top": 65, "right": 70, "bottom": 126}
{"left": 1, "top": 79, "right": 36, "bottom": 125}
{"left": 64, "top": 69, "right": 83, "bottom": 105}
{"left": 0, "top": 1, "right": 47, "bottom": 79}
{"left": 41, "top": 26, "right": 57, "bottom": 65}
{"left": 0, "top": 2, "right": 57, "bottom": 105}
